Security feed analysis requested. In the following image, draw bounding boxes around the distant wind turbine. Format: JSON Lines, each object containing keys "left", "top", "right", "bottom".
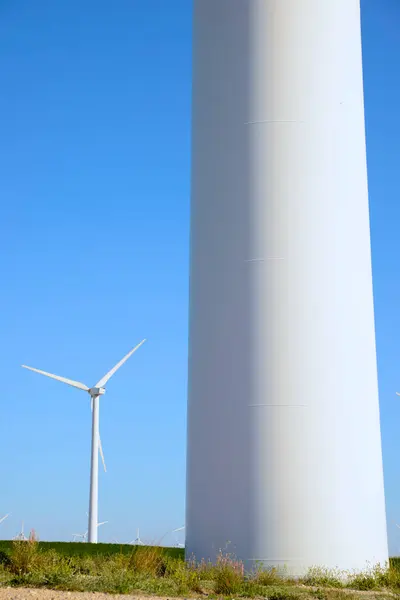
{"left": 73, "top": 518, "right": 108, "bottom": 543}
{"left": 22, "top": 340, "right": 146, "bottom": 543}
{"left": 13, "top": 522, "right": 28, "bottom": 541}
{"left": 172, "top": 525, "right": 185, "bottom": 548}
{"left": 130, "top": 528, "right": 144, "bottom": 545}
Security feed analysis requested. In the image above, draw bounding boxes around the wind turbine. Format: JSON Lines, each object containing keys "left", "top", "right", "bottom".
{"left": 74, "top": 518, "right": 108, "bottom": 543}
{"left": 130, "top": 528, "right": 144, "bottom": 545}
{"left": 13, "top": 522, "right": 28, "bottom": 541}
{"left": 172, "top": 525, "right": 185, "bottom": 548}
{"left": 22, "top": 340, "right": 146, "bottom": 543}
{"left": 0, "top": 514, "right": 9, "bottom": 526}
{"left": 86, "top": 512, "right": 108, "bottom": 537}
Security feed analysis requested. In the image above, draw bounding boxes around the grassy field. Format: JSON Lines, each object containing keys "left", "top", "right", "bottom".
{"left": 0, "top": 540, "right": 183, "bottom": 559}
{"left": 0, "top": 537, "right": 399, "bottom": 598}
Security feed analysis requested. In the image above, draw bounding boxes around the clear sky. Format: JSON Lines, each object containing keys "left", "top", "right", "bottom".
{"left": 0, "top": 0, "right": 399, "bottom": 554}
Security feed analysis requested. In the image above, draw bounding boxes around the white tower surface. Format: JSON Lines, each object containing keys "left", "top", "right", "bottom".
{"left": 186, "top": 0, "right": 388, "bottom": 574}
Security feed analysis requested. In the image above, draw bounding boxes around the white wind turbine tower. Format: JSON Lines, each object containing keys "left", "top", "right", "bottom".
{"left": 22, "top": 340, "right": 146, "bottom": 544}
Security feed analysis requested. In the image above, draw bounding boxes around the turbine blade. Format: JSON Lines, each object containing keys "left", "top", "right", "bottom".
{"left": 97, "top": 521, "right": 108, "bottom": 527}
{"left": 0, "top": 514, "right": 9, "bottom": 525}
{"left": 172, "top": 526, "right": 185, "bottom": 532}
{"left": 94, "top": 340, "right": 146, "bottom": 388}
{"left": 21, "top": 365, "right": 89, "bottom": 392}
{"left": 396, "top": 392, "right": 400, "bottom": 396}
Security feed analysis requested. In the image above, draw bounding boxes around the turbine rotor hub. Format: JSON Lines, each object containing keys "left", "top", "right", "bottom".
{"left": 89, "top": 387, "right": 106, "bottom": 397}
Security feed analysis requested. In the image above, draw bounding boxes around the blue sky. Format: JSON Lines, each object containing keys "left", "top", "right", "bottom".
{"left": 0, "top": 0, "right": 399, "bottom": 554}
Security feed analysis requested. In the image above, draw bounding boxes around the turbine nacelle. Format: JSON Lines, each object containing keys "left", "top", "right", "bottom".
{"left": 89, "top": 387, "right": 105, "bottom": 397}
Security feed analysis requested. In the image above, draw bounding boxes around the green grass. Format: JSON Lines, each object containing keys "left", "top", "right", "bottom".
{"left": 0, "top": 540, "right": 184, "bottom": 559}
{"left": 0, "top": 537, "right": 399, "bottom": 598}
